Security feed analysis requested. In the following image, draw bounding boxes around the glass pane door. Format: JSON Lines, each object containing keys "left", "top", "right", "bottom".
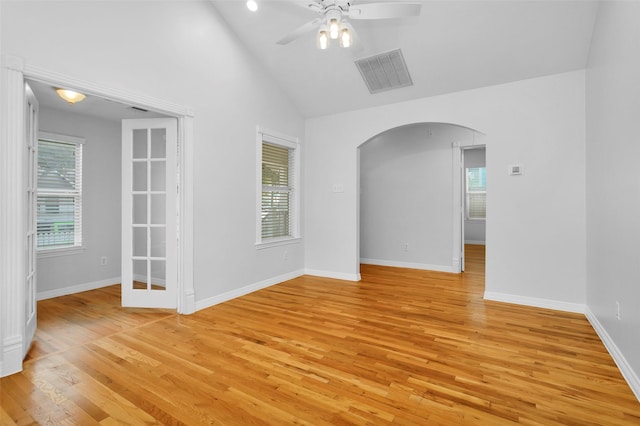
{"left": 122, "top": 119, "right": 177, "bottom": 308}
{"left": 24, "top": 82, "right": 38, "bottom": 354}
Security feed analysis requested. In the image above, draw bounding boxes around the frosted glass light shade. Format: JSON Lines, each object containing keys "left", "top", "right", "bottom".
{"left": 317, "top": 29, "right": 329, "bottom": 50}
{"left": 328, "top": 18, "right": 340, "bottom": 39}
{"left": 56, "top": 89, "right": 86, "bottom": 104}
{"left": 339, "top": 28, "right": 351, "bottom": 48}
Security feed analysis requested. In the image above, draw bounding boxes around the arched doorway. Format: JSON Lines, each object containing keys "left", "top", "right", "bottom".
{"left": 357, "top": 122, "right": 485, "bottom": 274}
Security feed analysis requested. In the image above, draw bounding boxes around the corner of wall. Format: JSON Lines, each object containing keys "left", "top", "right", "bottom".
{"left": 585, "top": 307, "right": 640, "bottom": 401}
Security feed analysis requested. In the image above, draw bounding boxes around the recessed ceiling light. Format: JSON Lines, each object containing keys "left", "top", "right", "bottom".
{"left": 246, "top": 0, "right": 258, "bottom": 12}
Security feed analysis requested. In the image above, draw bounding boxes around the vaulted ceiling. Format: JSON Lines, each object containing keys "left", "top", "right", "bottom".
{"left": 31, "top": 1, "right": 600, "bottom": 121}
{"left": 212, "top": 0, "right": 599, "bottom": 118}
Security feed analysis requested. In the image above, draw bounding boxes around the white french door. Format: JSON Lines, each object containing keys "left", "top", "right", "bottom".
{"left": 460, "top": 148, "right": 465, "bottom": 272}
{"left": 24, "top": 82, "right": 38, "bottom": 355}
{"left": 121, "top": 118, "right": 177, "bottom": 308}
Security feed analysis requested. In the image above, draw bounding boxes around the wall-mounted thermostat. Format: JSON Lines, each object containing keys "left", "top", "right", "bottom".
{"left": 508, "top": 164, "right": 523, "bottom": 176}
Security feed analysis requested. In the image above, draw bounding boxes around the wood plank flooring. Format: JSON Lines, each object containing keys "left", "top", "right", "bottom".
{"left": 2, "top": 245, "right": 639, "bottom": 424}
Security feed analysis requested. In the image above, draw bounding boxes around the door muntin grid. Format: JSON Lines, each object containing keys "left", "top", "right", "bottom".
{"left": 131, "top": 128, "right": 167, "bottom": 292}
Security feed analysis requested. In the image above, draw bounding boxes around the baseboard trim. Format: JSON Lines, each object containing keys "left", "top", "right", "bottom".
{"left": 360, "top": 258, "right": 456, "bottom": 273}
{"left": 1, "top": 335, "right": 23, "bottom": 377}
{"left": 464, "top": 240, "right": 486, "bottom": 245}
{"left": 481, "top": 292, "right": 640, "bottom": 400}
{"left": 181, "top": 288, "right": 196, "bottom": 315}
{"left": 483, "top": 291, "right": 586, "bottom": 314}
{"left": 304, "top": 269, "right": 361, "bottom": 281}
{"left": 195, "top": 269, "right": 305, "bottom": 312}
{"left": 585, "top": 308, "right": 640, "bottom": 402}
{"left": 37, "top": 277, "right": 120, "bottom": 301}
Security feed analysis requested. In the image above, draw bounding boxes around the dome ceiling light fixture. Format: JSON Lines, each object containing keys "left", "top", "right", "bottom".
{"left": 55, "top": 88, "right": 86, "bottom": 105}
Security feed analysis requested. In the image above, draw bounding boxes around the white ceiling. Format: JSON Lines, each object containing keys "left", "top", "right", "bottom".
{"left": 211, "top": 0, "right": 599, "bottom": 118}
{"left": 27, "top": 79, "right": 169, "bottom": 122}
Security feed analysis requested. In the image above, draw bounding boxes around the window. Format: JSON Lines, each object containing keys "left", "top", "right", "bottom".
{"left": 256, "top": 129, "right": 300, "bottom": 247}
{"left": 37, "top": 132, "right": 84, "bottom": 252}
{"left": 466, "top": 167, "right": 486, "bottom": 220}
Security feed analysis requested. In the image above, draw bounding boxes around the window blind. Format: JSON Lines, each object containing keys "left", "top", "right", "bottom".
{"left": 466, "top": 167, "right": 486, "bottom": 220}
{"left": 261, "top": 142, "right": 293, "bottom": 239}
{"left": 37, "top": 139, "right": 83, "bottom": 248}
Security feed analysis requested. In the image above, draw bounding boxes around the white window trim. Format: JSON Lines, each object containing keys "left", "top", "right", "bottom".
{"left": 37, "top": 245, "right": 85, "bottom": 258}
{"left": 255, "top": 126, "right": 301, "bottom": 248}
{"left": 36, "top": 131, "right": 85, "bottom": 256}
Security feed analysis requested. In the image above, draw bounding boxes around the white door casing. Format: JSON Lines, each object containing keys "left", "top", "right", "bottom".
{"left": 1, "top": 56, "right": 29, "bottom": 377}
{"left": 459, "top": 147, "right": 466, "bottom": 272}
{"left": 122, "top": 118, "right": 178, "bottom": 308}
{"left": 452, "top": 142, "right": 463, "bottom": 273}
{"left": 453, "top": 138, "right": 487, "bottom": 273}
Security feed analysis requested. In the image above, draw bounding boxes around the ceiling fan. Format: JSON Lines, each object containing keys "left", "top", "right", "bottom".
{"left": 276, "top": 0, "right": 422, "bottom": 49}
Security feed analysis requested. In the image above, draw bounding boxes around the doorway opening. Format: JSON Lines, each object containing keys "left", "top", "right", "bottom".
{"left": 358, "top": 122, "right": 485, "bottom": 275}
{"left": 23, "top": 79, "right": 186, "bottom": 361}
{"left": 461, "top": 145, "right": 486, "bottom": 275}
{"left": 27, "top": 78, "right": 174, "bottom": 305}
{"left": 0, "top": 60, "right": 195, "bottom": 377}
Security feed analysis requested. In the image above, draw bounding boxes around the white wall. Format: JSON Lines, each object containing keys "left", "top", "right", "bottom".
{"left": 36, "top": 107, "right": 121, "bottom": 297}
{"left": 586, "top": 0, "right": 640, "bottom": 394}
{"left": 360, "top": 123, "right": 475, "bottom": 271}
{"left": 1, "top": 1, "right": 305, "bottom": 304}
{"left": 464, "top": 147, "right": 486, "bottom": 244}
{"left": 305, "top": 71, "right": 586, "bottom": 306}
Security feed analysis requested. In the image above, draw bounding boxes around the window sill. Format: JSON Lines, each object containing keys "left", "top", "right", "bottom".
{"left": 37, "top": 246, "right": 85, "bottom": 258}
{"left": 255, "top": 237, "right": 301, "bottom": 250}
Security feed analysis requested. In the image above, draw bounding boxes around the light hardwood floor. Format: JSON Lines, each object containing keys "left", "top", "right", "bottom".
{"left": 2, "top": 245, "right": 639, "bottom": 424}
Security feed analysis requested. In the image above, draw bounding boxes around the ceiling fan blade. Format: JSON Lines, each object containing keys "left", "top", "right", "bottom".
{"left": 289, "top": 0, "right": 324, "bottom": 13}
{"left": 347, "top": 2, "right": 422, "bottom": 20}
{"left": 277, "top": 17, "right": 323, "bottom": 45}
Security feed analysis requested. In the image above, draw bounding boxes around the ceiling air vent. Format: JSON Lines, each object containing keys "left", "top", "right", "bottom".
{"left": 354, "top": 49, "right": 413, "bottom": 94}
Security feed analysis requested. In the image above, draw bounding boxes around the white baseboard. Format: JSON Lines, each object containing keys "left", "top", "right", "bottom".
{"left": 304, "top": 269, "right": 361, "bottom": 281}
{"left": 181, "top": 288, "right": 196, "bottom": 315}
{"left": 481, "top": 292, "right": 639, "bottom": 401}
{"left": 195, "top": 269, "right": 305, "bottom": 312}
{"left": 464, "top": 240, "right": 486, "bottom": 245}
{"left": 585, "top": 308, "right": 640, "bottom": 402}
{"left": 483, "top": 291, "right": 586, "bottom": 314}
{"left": 360, "top": 258, "right": 456, "bottom": 274}
{"left": 37, "top": 277, "right": 121, "bottom": 301}
{"left": 1, "top": 335, "right": 23, "bottom": 377}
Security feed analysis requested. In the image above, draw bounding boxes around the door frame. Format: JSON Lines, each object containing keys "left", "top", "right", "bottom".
{"left": 452, "top": 138, "right": 486, "bottom": 274}
{"left": 0, "top": 55, "right": 196, "bottom": 377}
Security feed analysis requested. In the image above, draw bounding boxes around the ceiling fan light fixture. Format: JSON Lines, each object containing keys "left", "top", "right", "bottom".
{"left": 55, "top": 88, "right": 86, "bottom": 105}
{"left": 317, "top": 28, "right": 330, "bottom": 50}
{"left": 339, "top": 27, "right": 351, "bottom": 48}
{"left": 328, "top": 18, "right": 340, "bottom": 39}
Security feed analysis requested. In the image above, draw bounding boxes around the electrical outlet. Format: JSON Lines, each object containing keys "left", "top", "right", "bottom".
{"left": 616, "top": 301, "right": 621, "bottom": 320}
{"left": 100, "top": 256, "right": 108, "bottom": 266}
{"left": 403, "top": 243, "right": 409, "bottom": 252}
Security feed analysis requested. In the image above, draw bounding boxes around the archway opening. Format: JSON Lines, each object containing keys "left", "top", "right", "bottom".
{"left": 357, "top": 122, "right": 485, "bottom": 275}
